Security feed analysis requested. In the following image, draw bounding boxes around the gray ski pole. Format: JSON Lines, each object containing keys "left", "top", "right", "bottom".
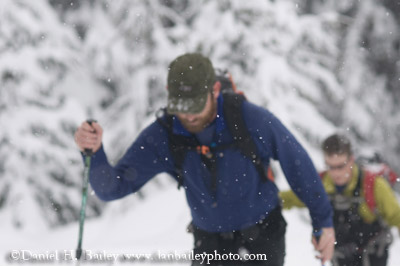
{"left": 76, "top": 120, "right": 96, "bottom": 260}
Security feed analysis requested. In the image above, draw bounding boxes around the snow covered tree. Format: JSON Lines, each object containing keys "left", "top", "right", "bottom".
{"left": 1, "top": 0, "right": 398, "bottom": 231}
{"left": 0, "top": 0, "right": 102, "bottom": 232}
{"left": 299, "top": 0, "right": 400, "bottom": 169}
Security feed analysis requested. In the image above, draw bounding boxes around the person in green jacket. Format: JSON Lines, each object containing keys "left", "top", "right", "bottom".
{"left": 280, "top": 133, "right": 400, "bottom": 266}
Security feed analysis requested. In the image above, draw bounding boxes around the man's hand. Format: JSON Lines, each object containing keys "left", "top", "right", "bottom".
{"left": 312, "top": 227, "right": 335, "bottom": 265}
{"left": 74, "top": 121, "right": 103, "bottom": 154}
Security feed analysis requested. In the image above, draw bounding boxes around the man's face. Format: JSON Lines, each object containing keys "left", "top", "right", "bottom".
{"left": 175, "top": 92, "right": 217, "bottom": 134}
{"left": 324, "top": 153, "right": 354, "bottom": 186}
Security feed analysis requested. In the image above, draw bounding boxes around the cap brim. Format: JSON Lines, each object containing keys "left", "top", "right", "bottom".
{"left": 167, "top": 93, "right": 208, "bottom": 114}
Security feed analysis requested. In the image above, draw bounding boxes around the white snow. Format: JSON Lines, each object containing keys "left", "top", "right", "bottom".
{"left": 1, "top": 175, "right": 399, "bottom": 266}
{"left": 1, "top": 0, "right": 400, "bottom": 265}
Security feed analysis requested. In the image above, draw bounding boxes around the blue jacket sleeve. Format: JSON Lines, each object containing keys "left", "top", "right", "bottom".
{"left": 87, "top": 121, "right": 175, "bottom": 201}
{"left": 244, "top": 102, "right": 333, "bottom": 229}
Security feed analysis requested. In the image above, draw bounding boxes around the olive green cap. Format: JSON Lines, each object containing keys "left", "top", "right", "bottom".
{"left": 167, "top": 53, "right": 216, "bottom": 114}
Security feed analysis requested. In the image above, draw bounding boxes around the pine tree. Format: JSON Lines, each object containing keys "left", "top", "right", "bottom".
{"left": 0, "top": 0, "right": 102, "bottom": 231}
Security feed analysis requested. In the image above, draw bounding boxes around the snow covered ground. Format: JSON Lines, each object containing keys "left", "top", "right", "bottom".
{"left": 2, "top": 177, "right": 399, "bottom": 266}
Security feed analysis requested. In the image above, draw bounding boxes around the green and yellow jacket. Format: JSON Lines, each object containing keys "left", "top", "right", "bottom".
{"left": 280, "top": 164, "right": 400, "bottom": 228}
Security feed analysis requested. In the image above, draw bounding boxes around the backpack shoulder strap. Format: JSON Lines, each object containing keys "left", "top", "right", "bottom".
{"left": 362, "top": 169, "right": 378, "bottom": 212}
{"left": 222, "top": 93, "right": 271, "bottom": 182}
{"left": 156, "top": 109, "right": 198, "bottom": 189}
{"left": 353, "top": 167, "right": 363, "bottom": 197}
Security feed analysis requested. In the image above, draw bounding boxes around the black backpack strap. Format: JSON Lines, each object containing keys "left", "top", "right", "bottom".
{"left": 222, "top": 93, "right": 269, "bottom": 183}
{"left": 156, "top": 109, "right": 219, "bottom": 198}
{"left": 156, "top": 110, "right": 220, "bottom": 201}
{"left": 156, "top": 109, "right": 198, "bottom": 189}
{"left": 353, "top": 165, "right": 364, "bottom": 197}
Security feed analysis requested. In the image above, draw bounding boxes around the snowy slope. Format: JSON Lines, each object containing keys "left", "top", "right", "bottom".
{"left": 2, "top": 176, "right": 399, "bottom": 266}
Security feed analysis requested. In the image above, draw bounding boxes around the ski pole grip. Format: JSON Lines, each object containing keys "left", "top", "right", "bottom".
{"left": 84, "top": 119, "right": 97, "bottom": 156}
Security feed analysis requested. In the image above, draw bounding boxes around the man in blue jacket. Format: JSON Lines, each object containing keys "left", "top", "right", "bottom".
{"left": 75, "top": 53, "right": 335, "bottom": 265}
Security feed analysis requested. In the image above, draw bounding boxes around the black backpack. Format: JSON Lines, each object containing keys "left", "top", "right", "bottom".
{"left": 156, "top": 70, "right": 273, "bottom": 196}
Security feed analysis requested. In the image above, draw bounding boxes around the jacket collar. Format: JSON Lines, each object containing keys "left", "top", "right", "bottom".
{"left": 324, "top": 164, "right": 360, "bottom": 195}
